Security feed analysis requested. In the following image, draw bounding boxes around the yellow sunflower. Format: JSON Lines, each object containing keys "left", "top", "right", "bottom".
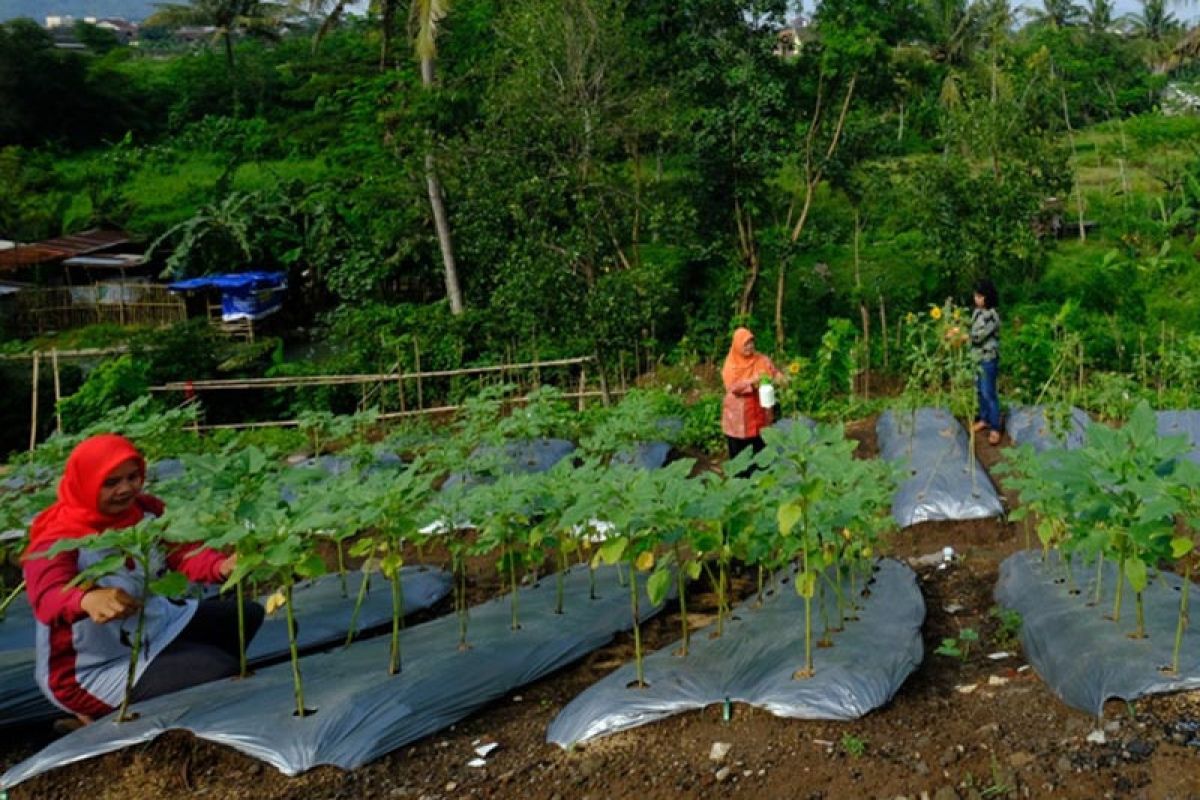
{"left": 930, "top": 306, "right": 943, "bottom": 321}
{"left": 788, "top": 360, "right": 801, "bottom": 376}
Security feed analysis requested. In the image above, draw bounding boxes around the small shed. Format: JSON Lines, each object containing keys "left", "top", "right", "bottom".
{"left": 168, "top": 272, "right": 287, "bottom": 338}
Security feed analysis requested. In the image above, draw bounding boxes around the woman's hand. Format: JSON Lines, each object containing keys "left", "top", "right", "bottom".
{"left": 80, "top": 587, "right": 140, "bottom": 624}
{"left": 218, "top": 554, "right": 237, "bottom": 580}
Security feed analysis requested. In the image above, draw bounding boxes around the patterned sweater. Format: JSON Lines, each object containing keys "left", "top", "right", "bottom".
{"left": 970, "top": 307, "right": 1000, "bottom": 363}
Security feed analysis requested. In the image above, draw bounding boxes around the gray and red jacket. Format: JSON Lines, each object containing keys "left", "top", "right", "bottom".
{"left": 24, "top": 523, "right": 227, "bottom": 718}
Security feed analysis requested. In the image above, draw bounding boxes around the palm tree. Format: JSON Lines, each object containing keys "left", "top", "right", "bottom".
{"left": 411, "top": 0, "right": 464, "bottom": 315}
{"left": 1083, "top": 0, "right": 1115, "bottom": 32}
{"left": 1023, "top": 0, "right": 1084, "bottom": 28}
{"left": 146, "top": 1, "right": 286, "bottom": 109}
{"left": 1125, "top": 0, "right": 1179, "bottom": 42}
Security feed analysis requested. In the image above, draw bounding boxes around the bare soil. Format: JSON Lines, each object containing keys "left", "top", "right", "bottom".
{"left": 4, "top": 431, "right": 1200, "bottom": 800}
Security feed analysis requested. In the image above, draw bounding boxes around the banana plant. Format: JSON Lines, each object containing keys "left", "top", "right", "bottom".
{"left": 48, "top": 515, "right": 189, "bottom": 723}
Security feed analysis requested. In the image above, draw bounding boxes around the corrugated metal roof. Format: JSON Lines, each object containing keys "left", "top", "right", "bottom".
{"left": 0, "top": 229, "right": 132, "bottom": 271}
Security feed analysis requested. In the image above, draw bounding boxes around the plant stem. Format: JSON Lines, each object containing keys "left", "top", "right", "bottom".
{"left": 1113, "top": 553, "right": 1125, "bottom": 622}
{"left": 346, "top": 569, "right": 371, "bottom": 648}
{"left": 629, "top": 562, "right": 644, "bottom": 687}
{"left": 236, "top": 579, "right": 248, "bottom": 677}
{"left": 717, "top": 557, "right": 728, "bottom": 637}
{"left": 285, "top": 583, "right": 306, "bottom": 717}
{"left": 1171, "top": 562, "right": 1190, "bottom": 673}
{"left": 555, "top": 537, "right": 566, "bottom": 615}
{"left": 118, "top": 577, "right": 149, "bottom": 723}
{"left": 588, "top": 560, "right": 597, "bottom": 600}
{"left": 388, "top": 572, "right": 402, "bottom": 675}
{"left": 456, "top": 552, "right": 469, "bottom": 649}
{"left": 756, "top": 564, "right": 764, "bottom": 607}
{"left": 508, "top": 543, "right": 520, "bottom": 631}
{"left": 1134, "top": 590, "right": 1146, "bottom": 639}
{"left": 336, "top": 539, "right": 347, "bottom": 598}
{"left": 0, "top": 580, "right": 25, "bottom": 620}
{"left": 675, "top": 545, "right": 689, "bottom": 656}
{"left": 616, "top": 561, "right": 627, "bottom": 587}
{"left": 1093, "top": 553, "right": 1105, "bottom": 606}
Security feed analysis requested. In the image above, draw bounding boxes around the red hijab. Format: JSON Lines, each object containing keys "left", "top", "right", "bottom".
{"left": 722, "top": 327, "right": 773, "bottom": 389}
{"left": 27, "top": 434, "right": 162, "bottom": 555}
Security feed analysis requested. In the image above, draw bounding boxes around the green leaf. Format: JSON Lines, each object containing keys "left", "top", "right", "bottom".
{"left": 1124, "top": 558, "right": 1148, "bottom": 593}
{"left": 778, "top": 502, "right": 802, "bottom": 537}
{"left": 598, "top": 537, "right": 627, "bottom": 565}
{"left": 646, "top": 568, "right": 672, "bottom": 606}
{"left": 1171, "top": 537, "right": 1195, "bottom": 559}
{"left": 295, "top": 552, "right": 327, "bottom": 580}
{"left": 796, "top": 570, "right": 817, "bottom": 599}
{"left": 149, "top": 571, "right": 188, "bottom": 598}
{"left": 685, "top": 561, "right": 702, "bottom": 581}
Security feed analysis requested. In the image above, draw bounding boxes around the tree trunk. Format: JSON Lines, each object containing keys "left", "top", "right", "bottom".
{"left": 380, "top": 0, "right": 396, "bottom": 71}
{"left": 421, "top": 57, "right": 464, "bottom": 315}
{"left": 223, "top": 31, "right": 238, "bottom": 115}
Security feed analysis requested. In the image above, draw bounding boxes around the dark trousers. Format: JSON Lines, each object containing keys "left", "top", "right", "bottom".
{"left": 726, "top": 435, "right": 765, "bottom": 477}
{"left": 131, "top": 597, "right": 265, "bottom": 702}
{"left": 976, "top": 358, "right": 1001, "bottom": 431}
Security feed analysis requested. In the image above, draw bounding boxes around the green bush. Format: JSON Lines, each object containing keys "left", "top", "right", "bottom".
{"left": 59, "top": 355, "right": 152, "bottom": 433}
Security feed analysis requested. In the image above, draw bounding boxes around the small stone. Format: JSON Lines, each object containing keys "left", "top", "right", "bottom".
{"left": 743, "top": 770, "right": 753, "bottom": 777}
{"left": 944, "top": 603, "right": 966, "bottom": 614}
{"left": 1086, "top": 730, "right": 1107, "bottom": 745}
{"left": 1124, "top": 739, "right": 1154, "bottom": 759}
{"left": 444, "top": 781, "right": 458, "bottom": 792}
{"left": 955, "top": 683, "right": 978, "bottom": 694}
{"left": 1009, "top": 752, "right": 1034, "bottom": 768}
{"left": 933, "top": 787, "right": 960, "bottom": 800}
{"left": 976, "top": 723, "right": 1000, "bottom": 737}
{"left": 988, "top": 676, "right": 1009, "bottom": 686}
{"left": 709, "top": 742, "right": 733, "bottom": 762}
{"left": 513, "top": 695, "right": 524, "bottom": 702}
{"left": 1104, "top": 720, "right": 1121, "bottom": 734}
{"left": 1055, "top": 756, "right": 1072, "bottom": 773}
{"left": 715, "top": 766, "right": 732, "bottom": 782}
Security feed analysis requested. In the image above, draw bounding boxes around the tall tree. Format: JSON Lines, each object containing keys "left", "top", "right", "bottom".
{"left": 1083, "top": 0, "right": 1115, "bottom": 32}
{"left": 146, "top": 0, "right": 286, "bottom": 111}
{"left": 411, "top": 0, "right": 464, "bottom": 314}
{"left": 1023, "top": 0, "right": 1084, "bottom": 28}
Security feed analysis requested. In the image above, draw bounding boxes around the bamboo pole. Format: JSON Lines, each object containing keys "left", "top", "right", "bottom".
{"left": 28, "top": 351, "right": 40, "bottom": 452}
{"left": 577, "top": 368, "right": 587, "bottom": 412}
{"left": 879, "top": 293, "right": 889, "bottom": 371}
{"left": 148, "top": 356, "right": 595, "bottom": 392}
{"left": 414, "top": 337, "right": 423, "bottom": 411}
{"left": 51, "top": 348, "right": 62, "bottom": 434}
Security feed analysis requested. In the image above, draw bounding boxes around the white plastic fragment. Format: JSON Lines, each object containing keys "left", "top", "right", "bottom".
{"left": 955, "top": 683, "right": 978, "bottom": 694}
{"left": 1086, "top": 730, "right": 1106, "bottom": 745}
{"left": 474, "top": 742, "right": 499, "bottom": 758}
{"left": 987, "top": 676, "right": 1009, "bottom": 686}
{"left": 987, "top": 652, "right": 1011, "bottom": 660}
{"left": 709, "top": 742, "right": 732, "bottom": 762}
{"left": 943, "top": 603, "right": 966, "bottom": 614}
{"left": 467, "top": 758, "right": 487, "bottom": 768}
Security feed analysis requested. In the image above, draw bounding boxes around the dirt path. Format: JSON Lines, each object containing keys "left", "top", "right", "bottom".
{"left": 4, "top": 430, "right": 1200, "bottom": 800}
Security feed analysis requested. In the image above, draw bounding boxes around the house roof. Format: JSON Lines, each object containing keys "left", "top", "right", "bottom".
{"left": 0, "top": 229, "right": 132, "bottom": 272}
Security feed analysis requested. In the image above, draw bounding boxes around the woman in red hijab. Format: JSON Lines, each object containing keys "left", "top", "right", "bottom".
{"left": 721, "top": 327, "right": 784, "bottom": 462}
{"left": 23, "top": 434, "right": 264, "bottom": 721}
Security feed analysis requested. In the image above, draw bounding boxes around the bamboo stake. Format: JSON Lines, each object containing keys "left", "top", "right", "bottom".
{"left": 414, "top": 337, "right": 424, "bottom": 410}
{"left": 879, "top": 293, "right": 889, "bottom": 371}
{"left": 28, "top": 352, "right": 40, "bottom": 452}
{"left": 577, "top": 368, "right": 587, "bottom": 412}
{"left": 51, "top": 348, "right": 62, "bottom": 434}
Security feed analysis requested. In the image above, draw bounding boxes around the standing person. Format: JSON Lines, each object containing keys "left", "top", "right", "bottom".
{"left": 969, "top": 279, "right": 1002, "bottom": 445}
{"left": 23, "top": 434, "right": 264, "bottom": 723}
{"left": 721, "top": 327, "right": 784, "bottom": 461}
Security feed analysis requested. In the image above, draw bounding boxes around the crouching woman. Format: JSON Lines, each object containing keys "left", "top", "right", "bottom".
{"left": 23, "top": 434, "right": 264, "bottom": 722}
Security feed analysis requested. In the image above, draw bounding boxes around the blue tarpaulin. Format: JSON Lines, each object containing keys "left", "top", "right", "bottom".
{"left": 168, "top": 272, "right": 287, "bottom": 322}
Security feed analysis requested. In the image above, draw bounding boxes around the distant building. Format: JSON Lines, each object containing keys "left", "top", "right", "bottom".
{"left": 175, "top": 25, "right": 218, "bottom": 43}
{"left": 45, "top": 15, "right": 74, "bottom": 29}
{"left": 96, "top": 18, "right": 139, "bottom": 43}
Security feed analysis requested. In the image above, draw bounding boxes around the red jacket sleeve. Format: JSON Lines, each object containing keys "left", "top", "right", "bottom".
{"left": 166, "top": 543, "right": 228, "bottom": 584}
{"left": 23, "top": 544, "right": 88, "bottom": 626}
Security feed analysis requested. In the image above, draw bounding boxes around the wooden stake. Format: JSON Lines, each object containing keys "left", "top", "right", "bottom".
{"left": 29, "top": 352, "right": 40, "bottom": 452}
{"left": 414, "top": 338, "right": 424, "bottom": 410}
{"left": 51, "top": 348, "right": 62, "bottom": 434}
{"left": 577, "top": 368, "right": 587, "bottom": 412}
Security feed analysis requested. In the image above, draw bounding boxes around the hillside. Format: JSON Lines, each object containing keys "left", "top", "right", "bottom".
{"left": 0, "top": 0, "right": 158, "bottom": 22}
